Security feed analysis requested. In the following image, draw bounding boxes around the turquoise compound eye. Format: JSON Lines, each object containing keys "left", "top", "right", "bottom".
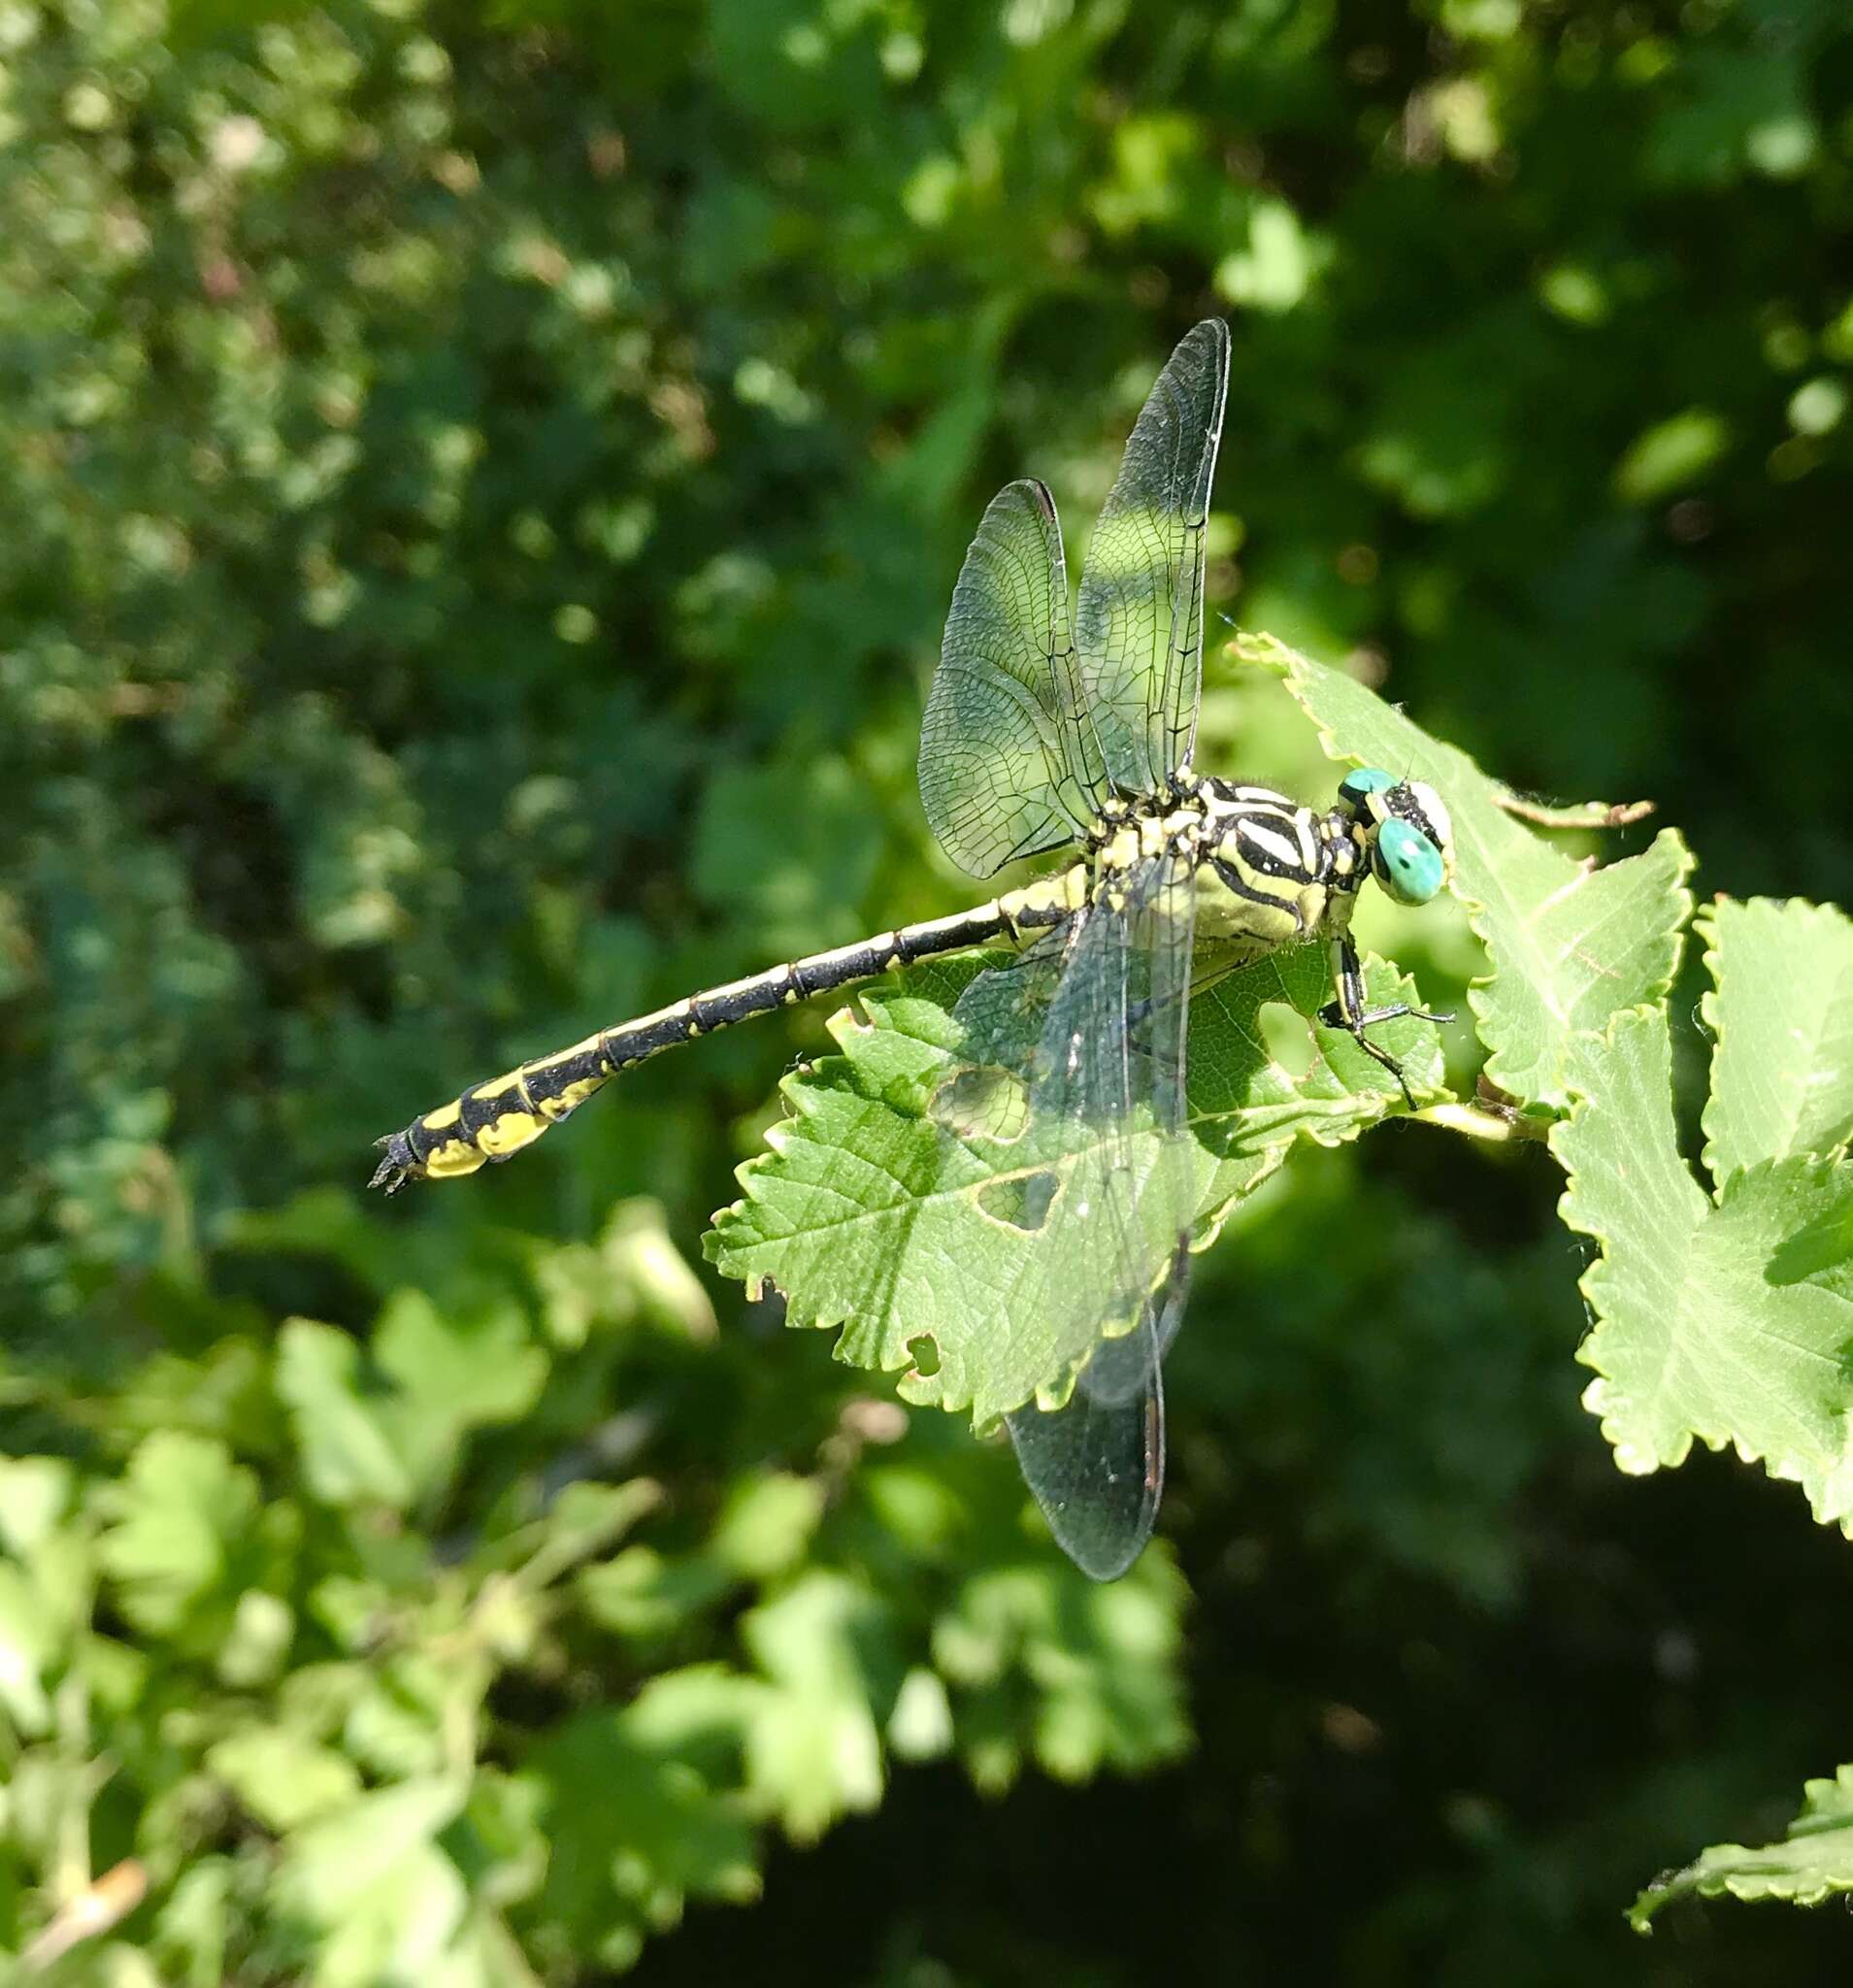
{"left": 1339, "top": 766, "right": 1396, "bottom": 811}
{"left": 1373, "top": 818, "right": 1445, "bottom": 906}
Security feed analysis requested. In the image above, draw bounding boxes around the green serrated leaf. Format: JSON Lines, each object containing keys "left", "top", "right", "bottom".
{"left": 208, "top": 1726, "right": 362, "bottom": 1833}
{"left": 95, "top": 1431, "right": 264, "bottom": 1639}
{"left": 275, "top": 1298, "right": 546, "bottom": 1517}
{"left": 375, "top": 1292, "right": 548, "bottom": 1432}
{"left": 273, "top": 1774, "right": 470, "bottom": 1988}
{"left": 1631, "top": 1763, "right": 1853, "bottom": 1930}
{"left": 1559, "top": 1004, "right": 1853, "bottom": 1526}
{"left": 530, "top": 1707, "right": 760, "bottom": 1971}
{"left": 277, "top": 1320, "right": 415, "bottom": 1511}
{"left": 740, "top": 1571, "right": 902, "bottom": 1842}
{"left": 1189, "top": 943, "right": 1445, "bottom": 1184}
{"left": 1257, "top": 633, "right": 1695, "bottom": 1110}
{"left": 1701, "top": 897, "right": 1853, "bottom": 1183}
{"left": 931, "top": 1558, "right": 1190, "bottom": 1784}
{"left": 706, "top": 941, "right": 1441, "bottom": 1424}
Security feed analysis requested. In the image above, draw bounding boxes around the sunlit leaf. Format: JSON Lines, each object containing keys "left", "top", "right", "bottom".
{"left": 740, "top": 1572, "right": 903, "bottom": 1842}
{"left": 1700, "top": 897, "right": 1853, "bottom": 1182}
{"left": 95, "top": 1432, "right": 268, "bottom": 1640}
{"left": 707, "top": 942, "right": 1442, "bottom": 1424}
{"left": 276, "top": 1321, "right": 414, "bottom": 1511}
{"left": 208, "top": 1727, "right": 362, "bottom": 1833}
{"left": 1262, "top": 634, "right": 1694, "bottom": 1111}
{"left": 1632, "top": 1765, "right": 1853, "bottom": 1929}
{"left": 272, "top": 1775, "right": 470, "bottom": 1988}
{"left": 1613, "top": 408, "right": 1731, "bottom": 505}
{"left": 1560, "top": 1004, "right": 1853, "bottom": 1527}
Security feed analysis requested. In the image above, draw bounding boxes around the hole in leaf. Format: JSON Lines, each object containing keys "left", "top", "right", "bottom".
{"left": 931, "top": 1064, "right": 1031, "bottom": 1142}
{"left": 1260, "top": 1001, "right": 1315, "bottom": 1077}
{"left": 976, "top": 1170, "right": 1060, "bottom": 1233}
{"left": 906, "top": 1332, "right": 941, "bottom": 1377}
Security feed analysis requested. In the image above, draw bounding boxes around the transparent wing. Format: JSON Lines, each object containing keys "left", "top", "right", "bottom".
{"left": 949, "top": 848, "right": 1198, "bottom": 1578}
{"left": 1075, "top": 318, "right": 1230, "bottom": 796}
{"left": 1006, "top": 1243, "right": 1190, "bottom": 1581}
{"left": 920, "top": 479, "right": 1110, "bottom": 878}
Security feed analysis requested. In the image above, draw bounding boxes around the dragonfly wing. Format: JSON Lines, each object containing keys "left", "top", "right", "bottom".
{"left": 1075, "top": 319, "right": 1229, "bottom": 794}
{"left": 1072, "top": 1242, "right": 1192, "bottom": 1408}
{"left": 920, "top": 479, "right": 1110, "bottom": 879}
{"left": 1025, "top": 847, "right": 1197, "bottom": 1342}
{"left": 956, "top": 847, "right": 1197, "bottom": 1578}
{"left": 1006, "top": 1243, "right": 1190, "bottom": 1580}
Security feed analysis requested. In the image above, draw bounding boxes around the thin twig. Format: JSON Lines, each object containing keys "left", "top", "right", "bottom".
{"left": 1497, "top": 792, "right": 1656, "bottom": 831}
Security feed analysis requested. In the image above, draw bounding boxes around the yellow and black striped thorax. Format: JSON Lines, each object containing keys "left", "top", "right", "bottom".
{"left": 1195, "top": 779, "right": 1369, "bottom": 949}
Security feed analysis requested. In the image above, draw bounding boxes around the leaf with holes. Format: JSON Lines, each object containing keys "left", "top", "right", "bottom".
{"left": 705, "top": 941, "right": 1442, "bottom": 1427}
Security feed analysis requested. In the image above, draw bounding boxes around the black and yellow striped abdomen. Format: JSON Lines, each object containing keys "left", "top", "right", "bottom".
{"left": 369, "top": 868, "right": 1088, "bottom": 1192}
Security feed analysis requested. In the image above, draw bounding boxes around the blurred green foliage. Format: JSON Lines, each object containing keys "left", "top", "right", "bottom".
{"left": 7, "top": 0, "right": 1853, "bottom": 1980}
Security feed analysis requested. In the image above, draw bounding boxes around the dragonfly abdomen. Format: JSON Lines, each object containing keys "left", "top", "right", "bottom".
{"left": 368, "top": 868, "right": 1086, "bottom": 1193}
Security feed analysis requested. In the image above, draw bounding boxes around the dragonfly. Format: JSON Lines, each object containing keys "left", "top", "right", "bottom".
{"left": 370, "top": 319, "right": 1456, "bottom": 1579}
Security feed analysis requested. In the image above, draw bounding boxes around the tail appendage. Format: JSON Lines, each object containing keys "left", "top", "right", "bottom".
{"left": 368, "top": 1032, "right": 614, "bottom": 1193}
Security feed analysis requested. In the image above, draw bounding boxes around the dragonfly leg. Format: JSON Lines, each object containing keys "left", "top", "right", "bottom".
{"left": 1122, "top": 966, "right": 1219, "bottom": 1054}
{"left": 1344, "top": 1000, "right": 1456, "bottom": 1027}
{"left": 1317, "top": 937, "right": 1452, "bottom": 1108}
{"left": 1123, "top": 949, "right": 1243, "bottom": 1053}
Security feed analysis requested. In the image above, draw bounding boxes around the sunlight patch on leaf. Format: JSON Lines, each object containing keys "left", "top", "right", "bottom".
{"left": 740, "top": 1572, "right": 902, "bottom": 1842}
{"left": 95, "top": 1431, "right": 267, "bottom": 1641}
{"left": 272, "top": 1774, "right": 470, "bottom": 1988}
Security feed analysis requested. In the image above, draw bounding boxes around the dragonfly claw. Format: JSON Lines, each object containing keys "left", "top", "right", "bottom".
{"left": 368, "top": 1132, "right": 416, "bottom": 1195}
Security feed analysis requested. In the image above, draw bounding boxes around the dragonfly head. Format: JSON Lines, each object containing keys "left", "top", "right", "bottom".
{"left": 1338, "top": 767, "right": 1454, "bottom": 908}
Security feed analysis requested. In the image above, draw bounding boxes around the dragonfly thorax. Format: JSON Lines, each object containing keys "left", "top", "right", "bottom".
{"left": 1088, "top": 785, "right": 1211, "bottom": 872}
{"left": 1193, "top": 780, "right": 1351, "bottom": 950}
{"left": 1189, "top": 767, "right": 1456, "bottom": 953}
